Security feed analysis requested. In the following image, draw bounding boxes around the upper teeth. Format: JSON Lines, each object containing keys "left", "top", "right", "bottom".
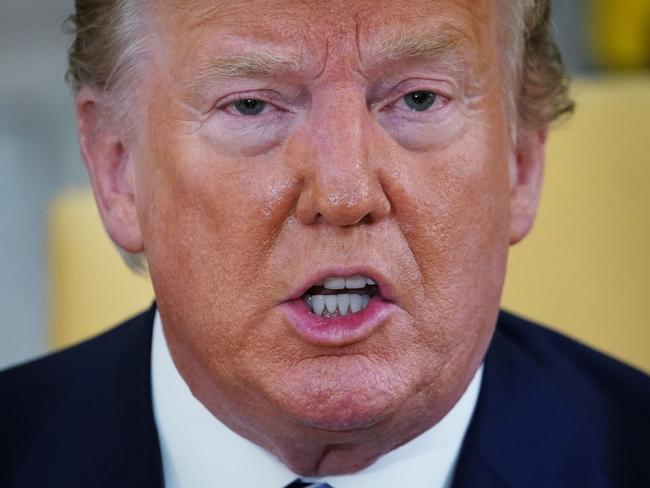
{"left": 322, "top": 275, "right": 375, "bottom": 290}
{"left": 305, "top": 275, "right": 376, "bottom": 317}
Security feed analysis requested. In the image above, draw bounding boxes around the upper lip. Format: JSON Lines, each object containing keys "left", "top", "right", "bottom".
{"left": 284, "top": 266, "right": 396, "bottom": 303}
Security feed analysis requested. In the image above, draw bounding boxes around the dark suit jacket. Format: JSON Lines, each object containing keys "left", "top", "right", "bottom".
{"left": 1, "top": 306, "right": 649, "bottom": 487}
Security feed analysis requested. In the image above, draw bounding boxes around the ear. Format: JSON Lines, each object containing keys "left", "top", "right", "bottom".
{"left": 509, "top": 127, "right": 547, "bottom": 245}
{"left": 76, "top": 87, "right": 144, "bottom": 253}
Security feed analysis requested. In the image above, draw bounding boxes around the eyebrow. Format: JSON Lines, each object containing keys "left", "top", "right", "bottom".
{"left": 366, "top": 26, "right": 472, "bottom": 68}
{"left": 187, "top": 51, "right": 302, "bottom": 93}
{"left": 186, "top": 26, "right": 476, "bottom": 95}
{"left": 204, "top": 52, "right": 301, "bottom": 77}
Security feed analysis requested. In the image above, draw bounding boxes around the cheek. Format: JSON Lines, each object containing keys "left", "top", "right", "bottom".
{"left": 135, "top": 121, "right": 302, "bottom": 356}
{"left": 201, "top": 113, "right": 293, "bottom": 158}
{"left": 140, "top": 118, "right": 288, "bottom": 259}
{"left": 385, "top": 123, "right": 512, "bottom": 337}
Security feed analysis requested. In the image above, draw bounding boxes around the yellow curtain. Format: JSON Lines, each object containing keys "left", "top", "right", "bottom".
{"left": 590, "top": 0, "right": 650, "bottom": 69}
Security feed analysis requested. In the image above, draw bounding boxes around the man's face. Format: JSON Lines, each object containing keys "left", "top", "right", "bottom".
{"left": 130, "top": 0, "right": 521, "bottom": 471}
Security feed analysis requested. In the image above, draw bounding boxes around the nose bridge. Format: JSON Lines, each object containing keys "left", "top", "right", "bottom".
{"left": 318, "top": 97, "right": 369, "bottom": 196}
{"left": 297, "top": 91, "right": 390, "bottom": 226}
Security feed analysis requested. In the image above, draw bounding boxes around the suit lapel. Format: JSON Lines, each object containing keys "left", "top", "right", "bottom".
{"left": 10, "top": 305, "right": 164, "bottom": 488}
{"left": 453, "top": 316, "right": 610, "bottom": 488}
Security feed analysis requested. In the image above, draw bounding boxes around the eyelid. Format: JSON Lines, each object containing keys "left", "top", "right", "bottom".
{"left": 384, "top": 89, "right": 450, "bottom": 114}
{"left": 213, "top": 91, "right": 285, "bottom": 115}
{"left": 373, "top": 79, "right": 455, "bottom": 113}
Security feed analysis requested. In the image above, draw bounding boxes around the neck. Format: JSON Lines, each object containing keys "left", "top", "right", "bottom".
{"left": 192, "top": 375, "right": 464, "bottom": 477}
{"left": 158, "top": 314, "right": 483, "bottom": 478}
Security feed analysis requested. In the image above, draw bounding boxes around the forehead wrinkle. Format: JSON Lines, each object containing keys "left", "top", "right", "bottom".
{"left": 160, "top": 0, "right": 317, "bottom": 32}
{"left": 161, "top": 0, "right": 270, "bottom": 17}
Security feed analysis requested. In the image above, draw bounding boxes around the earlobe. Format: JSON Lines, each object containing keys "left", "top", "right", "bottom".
{"left": 509, "top": 128, "right": 547, "bottom": 245}
{"left": 76, "top": 87, "right": 144, "bottom": 253}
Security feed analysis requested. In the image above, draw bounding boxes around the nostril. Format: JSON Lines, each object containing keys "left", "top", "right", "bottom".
{"left": 311, "top": 211, "right": 369, "bottom": 227}
{"left": 359, "top": 213, "right": 374, "bottom": 225}
{"left": 294, "top": 169, "right": 391, "bottom": 227}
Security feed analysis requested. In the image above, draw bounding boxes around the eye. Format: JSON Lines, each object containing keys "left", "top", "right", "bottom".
{"left": 403, "top": 90, "right": 439, "bottom": 111}
{"left": 232, "top": 98, "right": 268, "bottom": 116}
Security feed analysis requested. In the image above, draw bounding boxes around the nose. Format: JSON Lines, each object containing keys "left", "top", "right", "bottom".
{"left": 293, "top": 94, "right": 391, "bottom": 227}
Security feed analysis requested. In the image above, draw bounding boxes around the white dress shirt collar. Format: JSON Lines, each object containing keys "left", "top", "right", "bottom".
{"left": 151, "top": 311, "right": 483, "bottom": 488}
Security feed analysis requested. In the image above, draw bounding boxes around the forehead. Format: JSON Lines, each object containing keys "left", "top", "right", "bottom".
{"left": 155, "top": 0, "right": 496, "bottom": 72}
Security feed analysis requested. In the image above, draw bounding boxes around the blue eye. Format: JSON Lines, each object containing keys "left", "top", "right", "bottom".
{"left": 404, "top": 91, "right": 437, "bottom": 111}
{"left": 233, "top": 99, "right": 267, "bottom": 116}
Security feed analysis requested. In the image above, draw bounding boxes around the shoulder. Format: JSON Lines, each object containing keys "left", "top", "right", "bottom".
{"left": 495, "top": 310, "right": 650, "bottom": 410}
{"left": 0, "top": 306, "right": 156, "bottom": 485}
{"left": 493, "top": 310, "right": 650, "bottom": 482}
{"left": 0, "top": 305, "right": 155, "bottom": 399}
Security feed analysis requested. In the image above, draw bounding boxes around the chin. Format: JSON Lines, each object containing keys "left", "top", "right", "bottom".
{"left": 265, "top": 356, "right": 414, "bottom": 433}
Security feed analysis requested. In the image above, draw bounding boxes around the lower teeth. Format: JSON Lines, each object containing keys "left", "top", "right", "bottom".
{"left": 304, "top": 293, "right": 371, "bottom": 317}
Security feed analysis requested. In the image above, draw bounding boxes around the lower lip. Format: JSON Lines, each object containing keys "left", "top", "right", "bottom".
{"left": 282, "top": 297, "right": 396, "bottom": 346}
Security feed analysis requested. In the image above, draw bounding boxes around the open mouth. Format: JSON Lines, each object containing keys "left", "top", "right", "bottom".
{"left": 284, "top": 270, "right": 396, "bottom": 346}
{"left": 302, "top": 274, "right": 378, "bottom": 318}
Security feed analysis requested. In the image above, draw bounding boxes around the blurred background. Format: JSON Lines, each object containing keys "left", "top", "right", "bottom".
{"left": 0, "top": 0, "right": 648, "bottom": 371}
